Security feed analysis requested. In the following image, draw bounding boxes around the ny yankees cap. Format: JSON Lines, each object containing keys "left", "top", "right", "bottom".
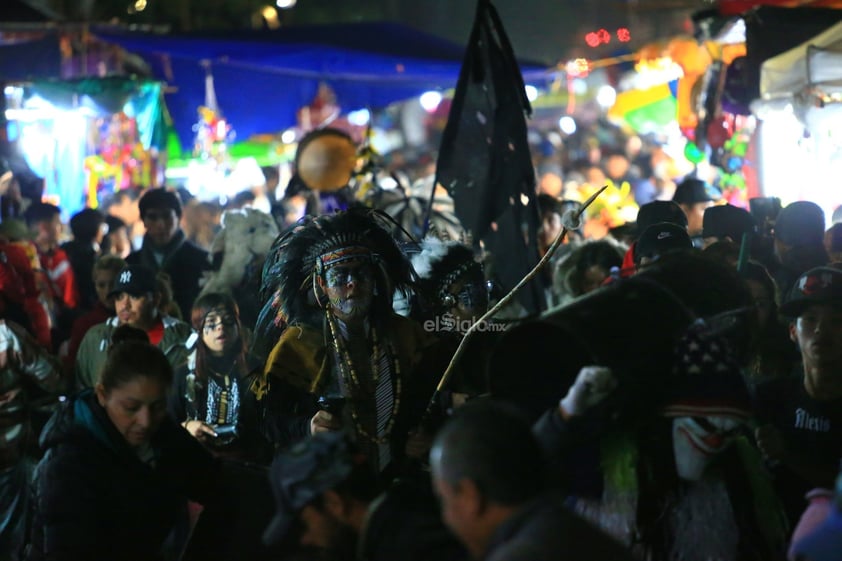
{"left": 109, "top": 265, "right": 157, "bottom": 297}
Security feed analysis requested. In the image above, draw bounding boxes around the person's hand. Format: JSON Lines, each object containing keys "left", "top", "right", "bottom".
{"left": 451, "top": 392, "right": 470, "bottom": 409}
{"left": 755, "top": 424, "right": 787, "bottom": 462}
{"left": 0, "top": 388, "right": 21, "bottom": 407}
{"left": 559, "top": 366, "right": 617, "bottom": 418}
{"left": 182, "top": 420, "right": 217, "bottom": 440}
{"left": 0, "top": 171, "right": 13, "bottom": 197}
{"left": 310, "top": 410, "right": 341, "bottom": 435}
{"left": 0, "top": 320, "right": 22, "bottom": 369}
{"left": 405, "top": 428, "right": 433, "bottom": 460}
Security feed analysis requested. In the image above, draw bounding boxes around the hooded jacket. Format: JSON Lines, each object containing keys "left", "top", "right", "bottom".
{"left": 28, "top": 390, "right": 219, "bottom": 561}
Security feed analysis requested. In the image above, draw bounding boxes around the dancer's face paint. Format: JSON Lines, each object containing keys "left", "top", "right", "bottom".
{"left": 321, "top": 259, "right": 374, "bottom": 323}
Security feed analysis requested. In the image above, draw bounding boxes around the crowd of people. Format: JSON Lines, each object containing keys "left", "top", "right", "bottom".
{"left": 0, "top": 127, "right": 841, "bottom": 561}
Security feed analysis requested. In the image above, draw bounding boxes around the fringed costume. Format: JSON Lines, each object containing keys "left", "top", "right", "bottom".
{"left": 250, "top": 208, "right": 447, "bottom": 473}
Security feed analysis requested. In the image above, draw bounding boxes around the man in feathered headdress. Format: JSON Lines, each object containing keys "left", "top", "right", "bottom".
{"left": 407, "top": 236, "right": 500, "bottom": 403}
{"left": 250, "top": 208, "right": 446, "bottom": 475}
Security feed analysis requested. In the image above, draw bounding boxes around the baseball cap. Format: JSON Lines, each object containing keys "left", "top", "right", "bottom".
{"left": 635, "top": 222, "right": 693, "bottom": 263}
{"left": 779, "top": 267, "right": 842, "bottom": 318}
{"left": 636, "top": 201, "right": 688, "bottom": 237}
{"left": 702, "top": 204, "right": 756, "bottom": 241}
{"left": 673, "top": 178, "right": 721, "bottom": 205}
{"left": 263, "top": 431, "right": 364, "bottom": 545}
{"left": 108, "top": 265, "right": 158, "bottom": 298}
{"left": 774, "top": 201, "right": 825, "bottom": 247}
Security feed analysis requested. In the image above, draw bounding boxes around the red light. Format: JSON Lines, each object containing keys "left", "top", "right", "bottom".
{"left": 597, "top": 29, "right": 611, "bottom": 44}
{"left": 617, "top": 28, "right": 631, "bottom": 42}
{"left": 585, "top": 32, "right": 600, "bottom": 48}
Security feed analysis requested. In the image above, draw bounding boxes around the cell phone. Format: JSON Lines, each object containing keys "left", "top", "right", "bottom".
{"left": 317, "top": 395, "right": 346, "bottom": 417}
{"left": 213, "top": 424, "right": 238, "bottom": 437}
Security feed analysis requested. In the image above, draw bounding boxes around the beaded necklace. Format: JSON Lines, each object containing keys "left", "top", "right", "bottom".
{"left": 326, "top": 309, "right": 401, "bottom": 445}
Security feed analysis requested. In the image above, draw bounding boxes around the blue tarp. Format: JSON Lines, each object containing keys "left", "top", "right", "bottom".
{"left": 92, "top": 22, "right": 552, "bottom": 147}
{"left": 0, "top": 33, "right": 61, "bottom": 81}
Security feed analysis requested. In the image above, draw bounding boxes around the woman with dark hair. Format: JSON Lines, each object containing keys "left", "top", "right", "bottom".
{"left": 28, "top": 325, "right": 220, "bottom": 561}
{"left": 169, "top": 292, "right": 267, "bottom": 462}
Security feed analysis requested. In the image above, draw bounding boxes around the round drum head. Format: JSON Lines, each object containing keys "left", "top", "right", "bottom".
{"left": 296, "top": 133, "right": 357, "bottom": 192}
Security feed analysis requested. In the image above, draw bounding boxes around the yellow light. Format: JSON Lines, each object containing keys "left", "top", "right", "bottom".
{"left": 261, "top": 5, "right": 280, "bottom": 28}
{"left": 134, "top": 0, "right": 147, "bottom": 11}
{"left": 565, "top": 58, "right": 590, "bottom": 78}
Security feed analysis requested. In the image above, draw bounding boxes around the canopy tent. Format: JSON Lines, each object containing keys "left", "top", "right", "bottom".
{"left": 760, "top": 20, "right": 842, "bottom": 99}
{"left": 751, "top": 21, "right": 842, "bottom": 229}
{"left": 93, "top": 22, "right": 552, "bottom": 148}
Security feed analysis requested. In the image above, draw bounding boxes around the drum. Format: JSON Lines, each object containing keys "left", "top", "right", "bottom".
{"left": 295, "top": 128, "right": 358, "bottom": 192}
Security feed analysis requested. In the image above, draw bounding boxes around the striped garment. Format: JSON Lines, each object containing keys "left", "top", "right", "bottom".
{"left": 334, "top": 319, "right": 395, "bottom": 471}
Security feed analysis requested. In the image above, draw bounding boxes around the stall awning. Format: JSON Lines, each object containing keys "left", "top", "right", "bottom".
{"left": 761, "top": 20, "right": 842, "bottom": 98}
{"left": 93, "top": 22, "right": 551, "bottom": 146}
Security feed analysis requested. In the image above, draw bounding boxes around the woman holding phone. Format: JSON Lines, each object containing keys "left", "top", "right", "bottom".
{"left": 169, "top": 292, "right": 267, "bottom": 462}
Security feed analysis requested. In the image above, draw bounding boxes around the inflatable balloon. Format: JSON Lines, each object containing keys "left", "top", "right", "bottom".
{"left": 707, "top": 115, "right": 733, "bottom": 150}
{"left": 684, "top": 142, "right": 704, "bottom": 164}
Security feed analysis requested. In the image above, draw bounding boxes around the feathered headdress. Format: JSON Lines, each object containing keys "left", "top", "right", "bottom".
{"left": 253, "top": 208, "right": 416, "bottom": 355}
{"left": 409, "top": 236, "right": 484, "bottom": 314}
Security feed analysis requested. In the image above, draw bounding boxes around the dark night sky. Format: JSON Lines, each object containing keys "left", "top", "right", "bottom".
{"left": 37, "top": 0, "right": 704, "bottom": 64}
{"left": 289, "top": 0, "right": 703, "bottom": 64}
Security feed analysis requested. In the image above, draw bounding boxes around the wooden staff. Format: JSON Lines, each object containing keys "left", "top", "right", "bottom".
{"left": 423, "top": 184, "right": 609, "bottom": 419}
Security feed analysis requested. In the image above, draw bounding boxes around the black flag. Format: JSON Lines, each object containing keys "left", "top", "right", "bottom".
{"left": 432, "top": 0, "right": 545, "bottom": 315}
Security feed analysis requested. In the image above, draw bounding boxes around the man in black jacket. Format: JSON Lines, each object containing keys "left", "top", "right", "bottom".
{"left": 127, "top": 189, "right": 209, "bottom": 319}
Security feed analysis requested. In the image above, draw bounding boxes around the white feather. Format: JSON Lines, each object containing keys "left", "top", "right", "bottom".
{"left": 410, "top": 236, "right": 462, "bottom": 279}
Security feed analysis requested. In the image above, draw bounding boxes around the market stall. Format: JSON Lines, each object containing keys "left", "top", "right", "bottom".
{"left": 753, "top": 20, "right": 842, "bottom": 220}
{"left": 5, "top": 76, "right": 166, "bottom": 217}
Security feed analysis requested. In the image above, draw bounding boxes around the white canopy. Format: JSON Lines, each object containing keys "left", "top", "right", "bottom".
{"left": 761, "top": 20, "right": 842, "bottom": 99}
